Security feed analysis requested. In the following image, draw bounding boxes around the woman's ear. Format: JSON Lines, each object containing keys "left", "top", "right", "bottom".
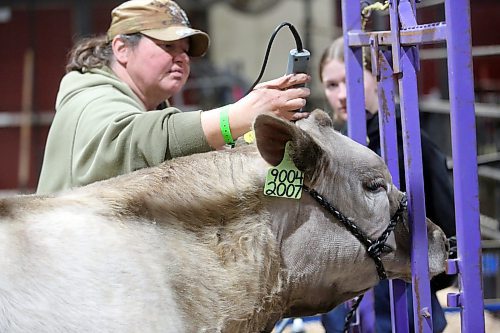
{"left": 111, "top": 36, "right": 129, "bottom": 65}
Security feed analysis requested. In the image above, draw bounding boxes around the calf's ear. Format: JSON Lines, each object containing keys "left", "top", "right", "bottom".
{"left": 253, "top": 114, "right": 323, "bottom": 175}
{"left": 308, "top": 108, "right": 334, "bottom": 128}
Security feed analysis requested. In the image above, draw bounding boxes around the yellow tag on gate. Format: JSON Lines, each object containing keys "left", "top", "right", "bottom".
{"left": 264, "top": 141, "right": 304, "bottom": 199}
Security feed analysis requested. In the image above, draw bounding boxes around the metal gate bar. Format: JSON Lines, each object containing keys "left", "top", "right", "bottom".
{"left": 375, "top": 47, "right": 411, "bottom": 333}
{"left": 340, "top": 0, "right": 485, "bottom": 332}
{"left": 444, "top": 0, "right": 485, "bottom": 331}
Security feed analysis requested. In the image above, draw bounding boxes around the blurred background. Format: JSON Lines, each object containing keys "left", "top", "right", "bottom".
{"left": 0, "top": 0, "right": 499, "bottom": 328}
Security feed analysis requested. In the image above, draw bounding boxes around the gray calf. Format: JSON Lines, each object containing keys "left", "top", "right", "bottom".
{"left": 0, "top": 110, "right": 447, "bottom": 332}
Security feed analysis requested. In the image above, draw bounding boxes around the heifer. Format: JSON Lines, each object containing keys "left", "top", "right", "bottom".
{"left": 0, "top": 110, "right": 447, "bottom": 333}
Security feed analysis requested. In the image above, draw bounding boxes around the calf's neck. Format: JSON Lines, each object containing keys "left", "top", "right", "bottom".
{"left": 0, "top": 110, "right": 448, "bottom": 332}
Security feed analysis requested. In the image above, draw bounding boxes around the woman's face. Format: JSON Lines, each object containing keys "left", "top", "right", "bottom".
{"left": 117, "top": 36, "right": 190, "bottom": 109}
{"left": 321, "top": 58, "right": 379, "bottom": 124}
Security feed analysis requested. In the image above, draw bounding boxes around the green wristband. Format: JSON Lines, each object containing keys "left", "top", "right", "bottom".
{"left": 220, "top": 108, "right": 235, "bottom": 146}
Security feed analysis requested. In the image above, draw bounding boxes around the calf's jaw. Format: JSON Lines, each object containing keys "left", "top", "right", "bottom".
{"left": 276, "top": 213, "right": 382, "bottom": 317}
{"left": 384, "top": 216, "right": 448, "bottom": 282}
{"left": 427, "top": 218, "right": 449, "bottom": 277}
{"left": 275, "top": 204, "right": 449, "bottom": 320}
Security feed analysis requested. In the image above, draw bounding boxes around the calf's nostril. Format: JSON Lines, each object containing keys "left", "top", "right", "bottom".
{"left": 382, "top": 244, "right": 394, "bottom": 254}
{"left": 446, "top": 236, "right": 457, "bottom": 259}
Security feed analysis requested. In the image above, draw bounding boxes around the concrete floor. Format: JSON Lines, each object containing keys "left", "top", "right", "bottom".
{"left": 273, "top": 287, "right": 500, "bottom": 333}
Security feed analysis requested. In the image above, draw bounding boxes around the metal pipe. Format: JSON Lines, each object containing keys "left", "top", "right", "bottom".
{"left": 445, "top": 0, "right": 485, "bottom": 331}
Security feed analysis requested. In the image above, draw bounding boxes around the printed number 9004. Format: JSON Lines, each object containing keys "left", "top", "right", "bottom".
{"left": 265, "top": 169, "right": 303, "bottom": 198}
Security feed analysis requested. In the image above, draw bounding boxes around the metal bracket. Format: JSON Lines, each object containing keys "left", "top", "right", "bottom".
{"left": 398, "top": 0, "right": 417, "bottom": 28}
{"left": 447, "top": 292, "right": 462, "bottom": 308}
{"left": 446, "top": 258, "right": 459, "bottom": 275}
{"left": 389, "top": 0, "right": 403, "bottom": 74}
{"left": 369, "top": 35, "right": 381, "bottom": 81}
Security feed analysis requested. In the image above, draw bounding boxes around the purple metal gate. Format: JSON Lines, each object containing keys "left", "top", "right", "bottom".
{"left": 340, "top": 0, "right": 485, "bottom": 332}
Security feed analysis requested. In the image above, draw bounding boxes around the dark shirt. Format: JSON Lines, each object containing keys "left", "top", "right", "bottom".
{"left": 366, "top": 112, "right": 457, "bottom": 292}
{"left": 366, "top": 112, "right": 456, "bottom": 239}
{"left": 322, "top": 111, "right": 456, "bottom": 333}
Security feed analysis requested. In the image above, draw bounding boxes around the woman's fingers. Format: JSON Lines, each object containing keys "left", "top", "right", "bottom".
{"left": 281, "top": 95, "right": 307, "bottom": 112}
{"left": 249, "top": 86, "right": 310, "bottom": 119}
{"left": 290, "top": 111, "right": 310, "bottom": 121}
{"left": 237, "top": 74, "right": 311, "bottom": 123}
{"left": 283, "top": 86, "right": 310, "bottom": 100}
{"left": 255, "top": 73, "right": 311, "bottom": 90}
{"left": 277, "top": 87, "right": 309, "bottom": 112}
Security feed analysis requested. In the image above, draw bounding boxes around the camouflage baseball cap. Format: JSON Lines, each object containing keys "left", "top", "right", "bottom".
{"left": 107, "top": 0, "right": 210, "bottom": 57}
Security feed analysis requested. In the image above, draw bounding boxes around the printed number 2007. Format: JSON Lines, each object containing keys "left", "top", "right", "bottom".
{"left": 265, "top": 169, "right": 303, "bottom": 198}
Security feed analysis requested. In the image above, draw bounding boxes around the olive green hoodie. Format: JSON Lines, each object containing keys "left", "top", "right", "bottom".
{"left": 37, "top": 67, "right": 213, "bottom": 194}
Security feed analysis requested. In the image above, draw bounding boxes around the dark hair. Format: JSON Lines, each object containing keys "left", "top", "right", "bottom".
{"left": 65, "top": 33, "right": 143, "bottom": 73}
{"left": 318, "top": 37, "right": 372, "bottom": 82}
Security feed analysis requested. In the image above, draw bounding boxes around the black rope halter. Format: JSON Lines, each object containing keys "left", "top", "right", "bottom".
{"left": 302, "top": 185, "right": 407, "bottom": 333}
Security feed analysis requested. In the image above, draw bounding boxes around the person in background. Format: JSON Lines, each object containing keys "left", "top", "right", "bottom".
{"left": 318, "top": 37, "right": 456, "bottom": 333}
{"left": 37, "top": 0, "right": 310, "bottom": 194}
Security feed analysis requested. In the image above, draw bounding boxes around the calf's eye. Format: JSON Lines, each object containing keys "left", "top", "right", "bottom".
{"left": 365, "top": 180, "right": 386, "bottom": 193}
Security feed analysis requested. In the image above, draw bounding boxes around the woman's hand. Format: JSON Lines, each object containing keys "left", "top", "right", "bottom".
{"left": 237, "top": 73, "right": 311, "bottom": 122}
{"left": 200, "top": 73, "right": 311, "bottom": 149}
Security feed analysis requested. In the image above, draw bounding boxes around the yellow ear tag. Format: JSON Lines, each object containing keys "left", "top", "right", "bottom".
{"left": 244, "top": 130, "right": 255, "bottom": 144}
{"left": 264, "top": 141, "right": 304, "bottom": 199}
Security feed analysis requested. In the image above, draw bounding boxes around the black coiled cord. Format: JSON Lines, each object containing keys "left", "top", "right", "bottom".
{"left": 245, "top": 22, "right": 304, "bottom": 95}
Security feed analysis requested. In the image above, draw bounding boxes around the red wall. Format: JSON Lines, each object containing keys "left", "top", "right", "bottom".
{"left": 0, "top": 4, "right": 118, "bottom": 191}
{"left": 470, "top": 3, "right": 500, "bottom": 100}
{"left": 0, "top": 7, "right": 72, "bottom": 190}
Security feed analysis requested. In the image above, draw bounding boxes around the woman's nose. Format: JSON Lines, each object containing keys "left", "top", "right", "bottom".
{"left": 174, "top": 51, "right": 189, "bottom": 64}
{"left": 338, "top": 82, "right": 347, "bottom": 100}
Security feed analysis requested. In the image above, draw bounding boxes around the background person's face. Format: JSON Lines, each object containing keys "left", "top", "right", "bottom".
{"left": 125, "top": 36, "right": 190, "bottom": 107}
{"left": 322, "top": 58, "right": 348, "bottom": 124}
{"left": 321, "top": 58, "right": 379, "bottom": 124}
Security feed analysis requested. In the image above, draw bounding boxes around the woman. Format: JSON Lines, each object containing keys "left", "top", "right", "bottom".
{"left": 37, "top": 0, "right": 310, "bottom": 194}
{"left": 320, "top": 38, "right": 378, "bottom": 127}
{"left": 318, "top": 37, "right": 456, "bottom": 333}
